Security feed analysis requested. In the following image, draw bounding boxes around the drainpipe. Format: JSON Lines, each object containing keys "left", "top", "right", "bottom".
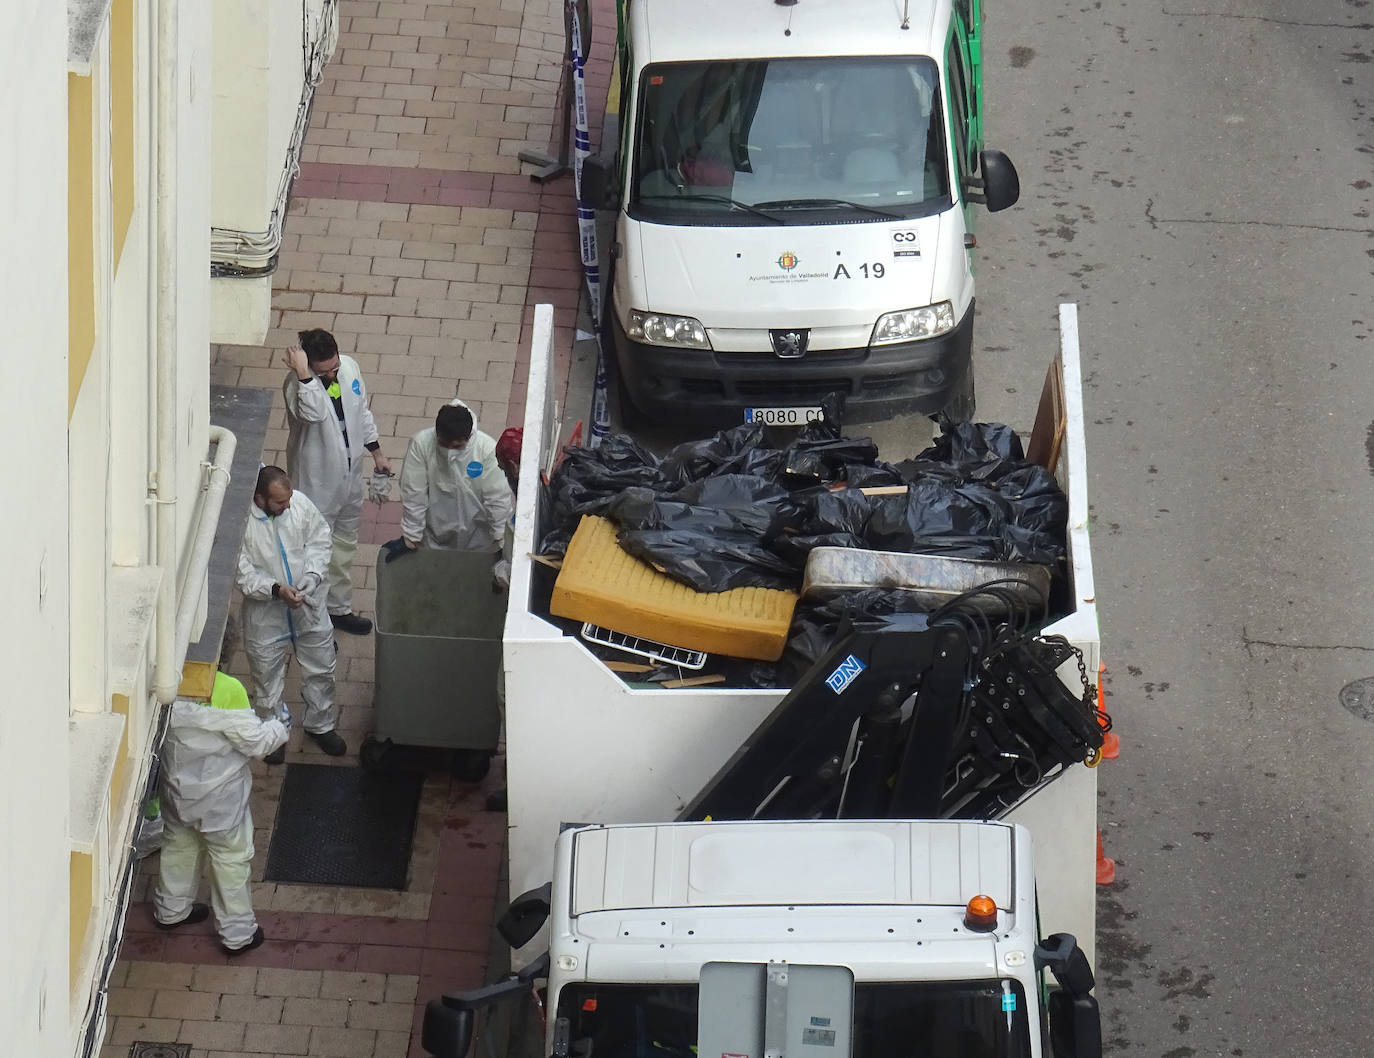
{"left": 163, "top": 425, "right": 238, "bottom": 702}
{"left": 150, "top": 0, "right": 180, "bottom": 703}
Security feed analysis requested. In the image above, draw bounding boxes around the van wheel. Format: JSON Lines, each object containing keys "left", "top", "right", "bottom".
{"left": 942, "top": 363, "right": 976, "bottom": 423}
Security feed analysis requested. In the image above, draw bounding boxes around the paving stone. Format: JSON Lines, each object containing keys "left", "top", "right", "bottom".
{"left": 243, "top": 1022, "right": 312, "bottom": 1055}
{"left": 283, "top": 996, "right": 352, "bottom": 1026}
{"left": 319, "top": 971, "right": 388, "bottom": 1003}
{"left": 308, "top": 1026, "right": 378, "bottom": 1057}
{"left": 151, "top": 988, "right": 221, "bottom": 1021}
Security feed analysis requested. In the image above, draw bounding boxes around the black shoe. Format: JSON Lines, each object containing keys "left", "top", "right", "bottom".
{"left": 222, "top": 926, "right": 266, "bottom": 956}
{"left": 330, "top": 612, "right": 373, "bottom": 635}
{"left": 485, "top": 787, "right": 508, "bottom": 812}
{"left": 155, "top": 902, "right": 210, "bottom": 931}
{"left": 308, "top": 729, "right": 348, "bottom": 756}
{"left": 264, "top": 744, "right": 286, "bottom": 765}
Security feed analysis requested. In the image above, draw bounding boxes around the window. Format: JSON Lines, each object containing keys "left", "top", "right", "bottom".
{"left": 630, "top": 57, "right": 951, "bottom": 224}
{"left": 945, "top": 36, "right": 973, "bottom": 182}
{"left": 553, "top": 979, "right": 1034, "bottom": 1058}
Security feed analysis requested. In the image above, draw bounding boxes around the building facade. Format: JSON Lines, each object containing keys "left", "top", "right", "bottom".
{"left": 0, "top": 0, "right": 332, "bottom": 1052}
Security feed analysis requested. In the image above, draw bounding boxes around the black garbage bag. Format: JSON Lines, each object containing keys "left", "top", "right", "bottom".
{"left": 540, "top": 433, "right": 667, "bottom": 554}
{"left": 606, "top": 475, "right": 804, "bottom": 592}
{"left": 617, "top": 527, "right": 800, "bottom": 592}
{"left": 895, "top": 419, "right": 1026, "bottom": 483}
{"left": 783, "top": 435, "right": 881, "bottom": 484}
{"left": 607, "top": 482, "right": 788, "bottom": 541}
{"left": 659, "top": 424, "right": 773, "bottom": 485}
{"left": 671, "top": 475, "right": 802, "bottom": 529}
{"left": 770, "top": 489, "right": 873, "bottom": 566}
{"left": 864, "top": 480, "right": 1007, "bottom": 554}
{"left": 841, "top": 462, "right": 906, "bottom": 489}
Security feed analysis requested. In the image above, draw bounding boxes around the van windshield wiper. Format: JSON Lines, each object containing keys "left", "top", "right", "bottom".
{"left": 638, "top": 193, "right": 785, "bottom": 224}
{"left": 752, "top": 197, "right": 903, "bottom": 219}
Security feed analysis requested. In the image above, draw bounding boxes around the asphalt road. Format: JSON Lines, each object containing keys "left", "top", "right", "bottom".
{"left": 975, "top": 1, "right": 1374, "bottom": 1054}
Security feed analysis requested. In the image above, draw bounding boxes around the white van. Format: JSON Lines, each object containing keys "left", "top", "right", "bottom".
{"left": 584, "top": 0, "right": 1020, "bottom": 426}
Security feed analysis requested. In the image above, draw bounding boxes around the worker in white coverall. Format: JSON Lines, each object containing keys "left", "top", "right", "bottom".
{"left": 385, "top": 399, "right": 514, "bottom": 566}
{"left": 153, "top": 670, "right": 286, "bottom": 955}
{"left": 282, "top": 329, "right": 391, "bottom": 636}
{"left": 236, "top": 465, "right": 347, "bottom": 759}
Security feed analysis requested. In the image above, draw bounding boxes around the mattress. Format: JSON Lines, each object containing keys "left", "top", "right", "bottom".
{"left": 550, "top": 515, "right": 798, "bottom": 663}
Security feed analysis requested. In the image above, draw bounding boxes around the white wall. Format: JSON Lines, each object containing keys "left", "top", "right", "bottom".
{"left": 0, "top": 0, "right": 75, "bottom": 1052}
{"left": 210, "top": 0, "right": 304, "bottom": 235}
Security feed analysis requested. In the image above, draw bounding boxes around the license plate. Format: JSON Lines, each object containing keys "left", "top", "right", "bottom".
{"left": 744, "top": 406, "right": 823, "bottom": 426}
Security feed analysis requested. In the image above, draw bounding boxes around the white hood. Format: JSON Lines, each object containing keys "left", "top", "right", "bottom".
{"left": 625, "top": 212, "right": 954, "bottom": 331}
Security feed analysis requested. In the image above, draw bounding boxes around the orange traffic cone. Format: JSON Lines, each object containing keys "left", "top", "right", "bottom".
{"left": 1097, "top": 662, "right": 1120, "bottom": 760}
{"left": 1095, "top": 830, "right": 1116, "bottom": 885}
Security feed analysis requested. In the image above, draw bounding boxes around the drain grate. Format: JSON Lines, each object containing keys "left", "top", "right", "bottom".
{"left": 1340, "top": 677, "right": 1374, "bottom": 722}
{"left": 128, "top": 1045, "right": 191, "bottom": 1058}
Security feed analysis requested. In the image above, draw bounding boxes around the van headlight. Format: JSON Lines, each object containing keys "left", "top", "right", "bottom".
{"left": 870, "top": 302, "right": 957, "bottom": 345}
{"left": 627, "top": 310, "right": 712, "bottom": 350}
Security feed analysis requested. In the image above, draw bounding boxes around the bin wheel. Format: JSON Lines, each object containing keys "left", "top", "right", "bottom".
{"left": 452, "top": 749, "right": 492, "bottom": 783}
{"left": 359, "top": 736, "right": 394, "bottom": 771}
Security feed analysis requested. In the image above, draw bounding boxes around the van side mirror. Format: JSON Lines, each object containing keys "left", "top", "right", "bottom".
{"left": 581, "top": 155, "right": 617, "bottom": 209}
{"left": 1034, "top": 934, "right": 1101, "bottom": 1058}
{"left": 978, "top": 149, "right": 1020, "bottom": 212}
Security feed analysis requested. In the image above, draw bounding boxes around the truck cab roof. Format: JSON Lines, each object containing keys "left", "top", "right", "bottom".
{"left": 631, "top": 0, "right": 952, "bottom": 63}
{"left": 568, "top": 820, "right": 1018, "bottom": 914}
{"left": 551, "top": 821, "right": 1035, "bottom": 984}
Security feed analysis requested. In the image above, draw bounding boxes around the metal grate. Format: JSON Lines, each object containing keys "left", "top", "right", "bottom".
{"left": 580, "top": 623, "right": 708, "bottom": 670}
{"left": 128, "top": 1045, "right": 191, "bottom": 1058}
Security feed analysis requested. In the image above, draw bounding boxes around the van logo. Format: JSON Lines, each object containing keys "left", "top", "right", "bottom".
{"left": 769, "top": 328, "right": 809, "bottom": 359}
{"left": 825, "top": 654, "right": 866, "bottom": 694}
{"left": 776, "top": 251, "right": 800, "bottom": 271}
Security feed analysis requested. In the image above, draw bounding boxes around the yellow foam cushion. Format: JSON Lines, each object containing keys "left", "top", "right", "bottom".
{"left": 550, "top": 515, "right": 798, "bottom": 662}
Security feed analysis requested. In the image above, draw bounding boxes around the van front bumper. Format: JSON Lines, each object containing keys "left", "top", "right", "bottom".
{"left": 611, "top": 304, "right": 974, "bottom": 426}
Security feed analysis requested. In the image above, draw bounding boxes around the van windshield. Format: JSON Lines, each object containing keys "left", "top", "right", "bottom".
{"left": 630, "top": 57, "right": 951, "bottom": 224}
{"left": 553, "top": 980, "right": 1033, "bottom": 1058}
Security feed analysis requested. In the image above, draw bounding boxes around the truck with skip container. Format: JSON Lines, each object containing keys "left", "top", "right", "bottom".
{"left": 584, "top": 0, "right": 1021, "bottom": 426}
{"left": 421, "top": 819, "right": 1102, "bottom": 1058}
{"left": 497, "top": 302, "right": 1102, "bottom": 971}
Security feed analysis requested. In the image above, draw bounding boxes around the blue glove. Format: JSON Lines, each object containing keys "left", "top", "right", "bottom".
{"left": 382, "top": 538, "right": 415, "bottom": 563}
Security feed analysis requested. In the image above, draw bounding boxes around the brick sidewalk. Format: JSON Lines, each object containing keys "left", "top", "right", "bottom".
{"left": 101, "top": 0, "right": 615, "bottom": 1054}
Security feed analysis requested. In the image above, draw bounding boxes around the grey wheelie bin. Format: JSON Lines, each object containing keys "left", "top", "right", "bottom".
{"left": 362, "top": 547, "right": 504, "bottom": 780}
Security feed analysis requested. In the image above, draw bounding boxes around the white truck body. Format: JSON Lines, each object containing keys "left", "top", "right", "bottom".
{"left": 504, "top": 304, "right": 1100, "bottom": 966}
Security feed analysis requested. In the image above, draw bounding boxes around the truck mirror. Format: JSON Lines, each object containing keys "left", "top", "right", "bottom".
{"left": 581, "top": 155, "right": 616, "bottom": 209}
{"left": 978, "top": 149, "right": 1020, "bottom": 212}
{"left": 497, "top": 881, "right": 552, "bottom": 949}
{"left": 421, "top": 1000, "right": 474, "bottom": 1058}
{"left": 1033, "top": 933, "right": 1095, "bottom": 995}
{"left": 1046, "top": 991, "right": 1102, "bottom": 1058}
{"left": 1034, "top": 934, "right": 1101, "bottom": 1058}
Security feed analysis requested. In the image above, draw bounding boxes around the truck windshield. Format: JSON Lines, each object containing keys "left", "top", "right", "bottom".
{"left": 630, "top": 57, "right": 951, "bottom": 224}
{"left": 553, "top": 980, "right": 1033, "bottom": 1058}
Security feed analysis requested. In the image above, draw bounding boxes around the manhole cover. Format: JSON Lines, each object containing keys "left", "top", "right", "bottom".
{"left": 1339, "top": 677, "right": 1374, "bottom": 721}
{"left": 128, "top": 1045, "right": 190, "bottom": 1058}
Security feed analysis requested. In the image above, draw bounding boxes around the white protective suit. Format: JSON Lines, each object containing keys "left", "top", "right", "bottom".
{"left": 283, "top": 355, "right": 380, "bottom": 616}
{"left": 235, "top": 490, "right": 339, "bottom": 734}
{"left": 152, "top": 678, "right": 287, "bottom": 949}
{"left": 400, "top": 410, "right": 514, "bottom": 552}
